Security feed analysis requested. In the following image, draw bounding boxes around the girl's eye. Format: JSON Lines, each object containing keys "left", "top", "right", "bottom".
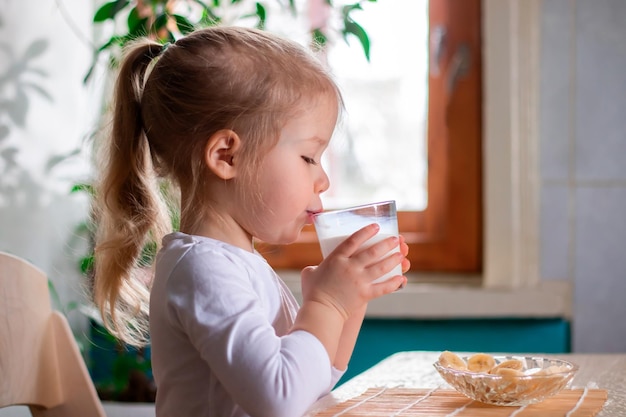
{"left": 301, "top": 156, "right": 318, "bottom": 165}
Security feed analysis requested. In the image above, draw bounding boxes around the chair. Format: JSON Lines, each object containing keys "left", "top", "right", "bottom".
{"left": 0, "top": 251, "right": 106, "bottom": 416}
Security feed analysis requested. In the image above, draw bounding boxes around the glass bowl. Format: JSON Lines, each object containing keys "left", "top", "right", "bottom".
{"left": 433, "top": 355, "right": 579, "bottom": 406}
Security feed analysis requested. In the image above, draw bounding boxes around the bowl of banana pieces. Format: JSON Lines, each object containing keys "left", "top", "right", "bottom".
{"left": 433, "top": 351, "right": 579, "bottom": 406}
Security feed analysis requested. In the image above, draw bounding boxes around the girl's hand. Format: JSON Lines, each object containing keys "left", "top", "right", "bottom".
{"left": 300, "top": 224, "right": 408, "bottom": 319}
{"left": 398, "top": 234, "right": 411, "bottom": 288}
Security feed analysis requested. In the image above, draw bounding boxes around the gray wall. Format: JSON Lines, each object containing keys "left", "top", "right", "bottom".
{"left": 540, "top": 0, "right": 626, "bottom": 352}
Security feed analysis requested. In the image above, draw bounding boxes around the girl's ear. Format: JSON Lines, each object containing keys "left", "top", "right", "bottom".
{"left": 204, "top": 129, "right": 241, "bottom": 180}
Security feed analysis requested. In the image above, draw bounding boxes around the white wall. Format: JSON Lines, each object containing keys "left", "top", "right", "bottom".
{"left": 0, "top": 1, "right": 99, "bottom": 332}
{"left": 540, "top": 0, "right": 626, "bottom": 352}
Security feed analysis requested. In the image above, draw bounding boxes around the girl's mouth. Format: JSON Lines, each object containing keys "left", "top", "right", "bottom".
{"left": 306, "top": 210, "right": 322, "bottom": 224}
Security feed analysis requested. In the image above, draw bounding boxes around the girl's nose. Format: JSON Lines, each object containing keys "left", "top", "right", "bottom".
{"left": 316, "top": 168, "right": 330, "bottom": 194}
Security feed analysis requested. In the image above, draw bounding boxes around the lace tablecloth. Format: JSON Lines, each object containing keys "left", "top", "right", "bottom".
{"left": 305, "top": 351, "right": 626, "bottom": 416}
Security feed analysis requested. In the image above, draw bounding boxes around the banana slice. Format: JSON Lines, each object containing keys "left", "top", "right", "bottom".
{"left": 467, "top": 353, "right": 496, "bottom": 373}
{"left": 493, "top": 367, "right": 525, "bottom": 377}
{"left": 439, "top": 350, "right": 468, "bottom": 370}
{"left": 489, "top": 359, "right": 524, "bottom": 374}
{"left": 535, "top": 365, "right": 570, "bottom": 376}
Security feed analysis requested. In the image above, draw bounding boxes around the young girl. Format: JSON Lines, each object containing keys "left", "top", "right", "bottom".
{"left": 93, "top": 26, "right": 409, "bottom": 417}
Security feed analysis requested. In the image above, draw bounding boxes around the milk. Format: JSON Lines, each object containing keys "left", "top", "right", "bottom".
{"left": 318, "top": 232, "right": 402, "bottom": 283}
{"left": 313, "top": 201, "right": 401, "bottom": 284}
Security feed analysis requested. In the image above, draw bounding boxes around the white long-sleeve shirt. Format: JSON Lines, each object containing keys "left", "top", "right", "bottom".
{"left": 149, "top": 232, "right": 343, "bottom": 417}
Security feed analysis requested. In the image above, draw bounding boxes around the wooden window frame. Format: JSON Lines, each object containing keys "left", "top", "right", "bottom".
{"left": 260, "top": 0, "right": 482, "bottom": 273}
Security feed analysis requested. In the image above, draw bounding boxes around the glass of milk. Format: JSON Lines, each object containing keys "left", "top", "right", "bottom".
{"left": 312, "top": 200, "right": 401, "bottom": 283}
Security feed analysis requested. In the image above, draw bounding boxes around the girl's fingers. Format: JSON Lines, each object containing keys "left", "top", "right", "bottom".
{"left": 399, "top": 234, "right": 409, "bottom": 256}
{"left": 370, "top": 275, "right": 407, "bottom": 298}
{"left": 365, "top": 249, "right": 403, "bottom": 279}
{"left": 402, "top": 258, "right": 411, "bottom": 274}
{"left": 398, "top": 234, "right": 410, "bottom": 273}
{"left": 332, "top": 223, "right": 380, "bottom": 257}
{"left": 352, "top": 235, "right": 399, "bottom": 263}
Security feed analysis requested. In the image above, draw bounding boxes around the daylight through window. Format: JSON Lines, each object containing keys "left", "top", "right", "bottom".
{"left": 323, "top": 0, "right": 429, "bottom": 211}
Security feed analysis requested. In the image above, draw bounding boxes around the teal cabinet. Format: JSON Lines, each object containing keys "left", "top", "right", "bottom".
{"left": 339, "top": 318, "right": 570, "bottom": 385}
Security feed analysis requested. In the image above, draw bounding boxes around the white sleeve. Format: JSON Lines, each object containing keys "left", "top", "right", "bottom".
{"left": 330, "top": 366, "right": 346, "bottom": 389}
{"left": 165, "top": 249, "right": 333, "bottom": 417}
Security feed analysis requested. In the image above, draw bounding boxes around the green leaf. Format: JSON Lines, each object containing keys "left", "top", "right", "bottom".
{"left": 70, "top": 183, "right": 95, "bottom": 196}
{"left": 83, "top": 62, "right": 96, "bottom": 84}
{"left": 97, "top": 35, "right": 127, "bottom": 53}
{"left": 112, "top": 33, "right": 145, "bottom": 51}
{"left": 192, "top": 0, "right": 221, "bottom": 26}
{"left": 150, "top": 13, "right": 169, "bottom": 37}
{"left": 108, "top": 55, "right": 119, "bottom": 69}
{"left": 127, "top": 6, "right": 142, "bottom": 32}
{"left": 342, "top": 4, "right": 371, "bottom": 61}
{"left": 79, "top": 255, "right": 95, "bottom": 275}
{"left": 287, "top": 0, "right": 297, "bottom": 15}
{"left": 343, "top": 21, "right": 370, "bottom": 61}
{"left": 312, "top": 28, "right": 328, "bottom": 51}
{"left": 173, "top": 14, "right": 195, "bottom": 35}
{"left": 255, "top": 3, "right": 267, "bottom": 29}
{"left": 93, "top": 0, "right": 130, "bottom": 23}
{"left": 200, "top": 9, "right": 221, "bottom": 26}
{"left": 128, "top": 17, "right": 149, "bottom": 38}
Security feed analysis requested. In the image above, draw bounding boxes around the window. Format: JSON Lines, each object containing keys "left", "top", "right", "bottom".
{"left": 322, "top": 0, "right": 429, "bottom": 212}
{"left": 259, "top": 0, "right": 482, "bottom": 273}
{"left": 277, "top": 0, "right": 549, "bottom": 319}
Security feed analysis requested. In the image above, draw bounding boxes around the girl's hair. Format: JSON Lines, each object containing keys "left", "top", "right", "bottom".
{"left": 93, "top": 26, "right": 342, "bottom": 346}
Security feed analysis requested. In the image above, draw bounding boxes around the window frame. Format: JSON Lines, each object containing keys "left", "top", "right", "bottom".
{"left": 281, "top": 0, "right": 550, "bottom": 318}
{"left": 259, "top": 0, "right": 483, "bottom": 273}
{"left": 482, "top": 0, "right": 541, "bottom": 288}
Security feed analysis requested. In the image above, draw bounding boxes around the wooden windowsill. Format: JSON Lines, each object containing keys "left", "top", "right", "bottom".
{"left": 279, "top": 271, "right": 571, "bottom": 320}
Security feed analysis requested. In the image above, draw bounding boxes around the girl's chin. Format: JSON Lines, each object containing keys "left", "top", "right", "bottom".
{"left": 277, "top": 233, "right": 301, "bottom": 246}
{"left": 260, "top": 227, "right": 303, "bottom": 246}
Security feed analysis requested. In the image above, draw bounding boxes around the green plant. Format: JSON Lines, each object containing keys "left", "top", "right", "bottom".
{"left": 85, "top": 0, "right": 376, "bottom": 81}
{"left": 88, "top": 319, "right": 156, "bottom": 402}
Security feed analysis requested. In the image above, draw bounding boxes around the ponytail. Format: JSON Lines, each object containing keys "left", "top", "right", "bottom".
{"left": 93, "top": 40, "right": 172, "bottom": 347}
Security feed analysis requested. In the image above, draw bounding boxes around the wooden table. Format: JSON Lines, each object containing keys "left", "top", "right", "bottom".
{"left": 305, "top": 351, "right": 626, "bottom": 416}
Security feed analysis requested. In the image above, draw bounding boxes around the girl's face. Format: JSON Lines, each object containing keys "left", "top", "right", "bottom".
{"left": 241, "top": 93, "right": 338, "bottom": 245}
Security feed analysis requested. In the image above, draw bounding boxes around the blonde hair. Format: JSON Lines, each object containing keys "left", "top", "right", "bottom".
{"left": 93, "top": 26, "right": 342, "bottom": 346}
